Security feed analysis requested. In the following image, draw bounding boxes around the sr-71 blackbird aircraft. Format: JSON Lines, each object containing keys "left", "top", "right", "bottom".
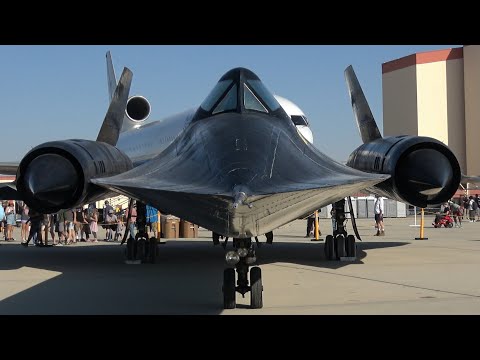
{"left": 0, "top": 52, "right": 461, "bottom": 309}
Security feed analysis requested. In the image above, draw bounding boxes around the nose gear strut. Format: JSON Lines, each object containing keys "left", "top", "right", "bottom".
{"left": 222, "top": 238, "right": 263, "bottom": 309}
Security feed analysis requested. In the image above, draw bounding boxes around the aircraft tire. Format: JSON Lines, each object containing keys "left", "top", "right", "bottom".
{"left": 346, "top": 235, "right": 356, "bottom": 258}
{"left": 325, "top": 235, "right": 335, "bottom": 260}
{"left": 148, "top": 237, "right": 157, "bottom": 263}
{"left": 137, "top": 238, "right": 146, "bottom": 262}
{"left": 250, "top": 267, "right": 263, "bottom": 309}
{"left": 335, "top": 235, "right": 346, "bottom": 260}
{"left": 223, "top": 268, "right": 236, "bottom": 309}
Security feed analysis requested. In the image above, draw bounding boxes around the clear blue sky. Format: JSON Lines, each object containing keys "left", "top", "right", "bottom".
{"left": 0, "top": 45, "right": 458, "bottom": 162}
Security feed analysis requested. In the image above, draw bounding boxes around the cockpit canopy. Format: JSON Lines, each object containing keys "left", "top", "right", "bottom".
{"left": 193, "top": 67, "right": 290, "bottom": 121}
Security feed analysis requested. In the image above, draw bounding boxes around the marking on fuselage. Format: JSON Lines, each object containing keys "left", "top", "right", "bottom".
{"left": 228, "top": 168, "right": 248, "bottom": 174}
{"left": 262, "top": 127, "right": 281, "bottom": 180}
{"left": 269, "top": 131, "right": 280, "bottom": 178}
{"left": 235, "top": 138, "right": 248, "bottom": 151}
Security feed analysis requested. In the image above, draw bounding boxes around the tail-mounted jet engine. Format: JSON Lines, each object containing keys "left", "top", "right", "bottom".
{"left": 126, "top": 95, "right": 150, "bottom": 123}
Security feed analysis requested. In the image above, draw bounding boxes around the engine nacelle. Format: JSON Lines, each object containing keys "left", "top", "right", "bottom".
{"left": 346, "top": 136, "right": 461, "bottom": 207}
{"left": 126, "top": 95, "right": 150, "bottom": 122}
{"left": 16, "top": 139, "right": 133, "bottom": 213}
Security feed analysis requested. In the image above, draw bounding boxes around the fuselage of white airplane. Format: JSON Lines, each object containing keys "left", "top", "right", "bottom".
{"left": 116, "top": 95, "right": 313, "bottom": 167}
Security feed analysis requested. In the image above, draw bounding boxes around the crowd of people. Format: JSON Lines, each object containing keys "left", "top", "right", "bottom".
{"left": 435, "top": 195, "right": 480, "bottom": 228}
{"left": 304, "top": 193, "right": 480, "bottom": 237}
{"left": 4, "top": 195, "right": 480, "bottom": 245}
{"left": 0, "top": 200, "right": 160, "bottom": 247}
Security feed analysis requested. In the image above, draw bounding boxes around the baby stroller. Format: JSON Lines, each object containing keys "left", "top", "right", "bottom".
{"left": 433, "top": 214, "right": 454, "bottom": 228}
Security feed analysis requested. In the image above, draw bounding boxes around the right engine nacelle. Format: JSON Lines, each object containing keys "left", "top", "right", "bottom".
{"left": 346, "top": 136, "right": 461, "bottom": 208}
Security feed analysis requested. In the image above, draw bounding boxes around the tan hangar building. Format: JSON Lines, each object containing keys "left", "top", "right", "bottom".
{"left": 382, "top": 45, "right": 480, "bottom": 176}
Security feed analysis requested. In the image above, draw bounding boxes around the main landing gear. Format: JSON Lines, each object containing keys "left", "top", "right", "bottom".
{"left": 324, "top": 199, "right": 357, "bottom": 261}
{"left": 222, "top": 237, "right": 263, "bottom": 309}
{"left": 124, "top": 200, "right": 158, "bottom": 264}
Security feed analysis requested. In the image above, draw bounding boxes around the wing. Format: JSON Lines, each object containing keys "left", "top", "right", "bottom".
{"left": 93, "top": 170, "right": 387, "bottom": 237}
{"left": 92, "top": 126, "right": 389, "bottom": 237}
{"left": 0, "top": 182, "right": 21, "bottom": 200}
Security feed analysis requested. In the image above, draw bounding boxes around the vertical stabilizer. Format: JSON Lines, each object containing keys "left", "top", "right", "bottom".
{"left": 106, "top": 51, "right": 117, "bottom": 102}
{"left": 344, "top": 65, "right": 382, "bottom": 144}
{"left": 97, "top": 67, "right": 133, "bottom": 146}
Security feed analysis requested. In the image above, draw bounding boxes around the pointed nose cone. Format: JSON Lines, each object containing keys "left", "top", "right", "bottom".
{"left": 218, "top": 67, "right": 261, "bottom": 82}
{"left": 23, "top": 154, "right": 79, "bottom": 207}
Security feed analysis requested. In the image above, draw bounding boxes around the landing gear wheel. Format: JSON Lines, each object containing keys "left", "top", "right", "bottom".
{"left": 223, "top": 268, "right": 236, "bottom": 309}
{"left": 325, "top": 235, "right": 335, "bottom": 260}
{"left": 136, "top": 237, "right": 146, "bottom": 262}
{"left": 148, "top": 237, "right": 158, "bottom": 263}
{"left": 250, "top": 266, "right": 263, "bottom": 309}
{"left": 126, "top": 237, "right": 136, "bottom": 260}
{"left": 346, "top": 235, "right": 356, "bottom": 258}
{"left": 335, "top": 234, "right": 346, "bottom": 260}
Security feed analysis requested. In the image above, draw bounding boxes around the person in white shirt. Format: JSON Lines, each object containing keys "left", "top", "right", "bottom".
{"left": 374, "top": 195, "right": 385, "bottom": 236}
{"left": 468, "top": 196, "right": 476, "bottom": 222}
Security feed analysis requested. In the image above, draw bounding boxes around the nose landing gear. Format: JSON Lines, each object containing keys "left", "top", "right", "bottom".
{"left": 222, "top": 238, "right": 263, "bottom": 309}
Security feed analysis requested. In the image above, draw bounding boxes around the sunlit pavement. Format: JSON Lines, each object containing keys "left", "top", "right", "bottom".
{"left": 1, "top": 216, "right": 480, "bottom": 314}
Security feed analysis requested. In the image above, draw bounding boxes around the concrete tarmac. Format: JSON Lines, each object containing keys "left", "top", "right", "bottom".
{"left": 0, "top": 215, "right": 479, "bottom": 314}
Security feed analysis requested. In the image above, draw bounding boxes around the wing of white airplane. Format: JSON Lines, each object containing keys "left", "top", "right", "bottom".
{"left": 0, "top": 162, "right": 19, "bottom": 176}
{"left": 0, "top": 155, "right": 21, "bottom": 202}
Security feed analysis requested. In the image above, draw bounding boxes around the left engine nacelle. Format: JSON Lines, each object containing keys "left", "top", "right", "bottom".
{"left": 16, "top": 139, "right": 133, "bottom": 214}
{"left": 346, "top": 136, "right": 461, "bottom": 208}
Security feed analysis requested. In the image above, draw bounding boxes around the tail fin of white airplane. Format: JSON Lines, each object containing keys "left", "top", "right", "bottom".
{"left": 97, "top": 67, "right": 133, "bottom": 146}
{"left": 106, "top": 51, "right": 151, "bottom": 133}
{"left": 344, "top": 65, "right": 382, "bottom": 144}
{"left": 106, "top": 51, "right": 117, "bottom": 102}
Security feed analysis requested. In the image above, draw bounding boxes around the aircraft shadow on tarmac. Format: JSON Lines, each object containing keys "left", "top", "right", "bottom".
{"left": 0, "top": 239, "right": 408, "bottom": 315}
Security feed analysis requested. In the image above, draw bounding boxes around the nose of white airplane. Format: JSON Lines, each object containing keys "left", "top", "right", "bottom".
{"left": 296, "top": 125, "right": 313, "bottom": 144}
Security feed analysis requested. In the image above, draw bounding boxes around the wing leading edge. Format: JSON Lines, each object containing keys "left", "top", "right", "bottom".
{"left": 93, "top": 172, "right": 387, "bottom": 237}
{"left": 0, "top": 183, "right": 21, "bottom": 200}
{"left": 92, "top": 121, "right": 389, "bottom": 237}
